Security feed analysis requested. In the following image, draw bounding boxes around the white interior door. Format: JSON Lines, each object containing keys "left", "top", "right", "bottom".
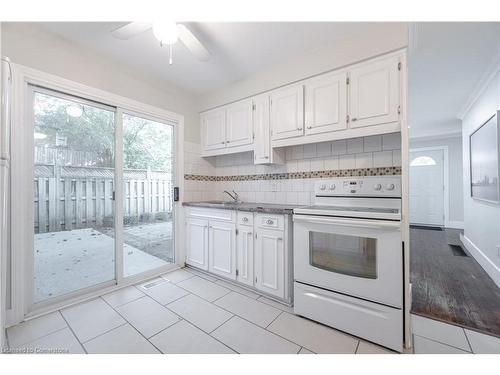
{"left": 409, "top": 149, "right": 445, "bottom": 226}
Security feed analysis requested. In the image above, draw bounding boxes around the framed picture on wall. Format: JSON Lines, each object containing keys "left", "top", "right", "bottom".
{"left": 470, "top": 111, "right": 500, "bottom": 204}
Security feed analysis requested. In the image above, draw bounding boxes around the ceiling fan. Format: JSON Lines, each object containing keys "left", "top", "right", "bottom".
{"left": 111, "top": 22, "right": 210, "bottom": 65}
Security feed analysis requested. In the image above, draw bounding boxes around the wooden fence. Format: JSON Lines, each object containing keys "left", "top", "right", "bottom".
{"left": 34, "top": 164, "right": 173, "bottom": 234}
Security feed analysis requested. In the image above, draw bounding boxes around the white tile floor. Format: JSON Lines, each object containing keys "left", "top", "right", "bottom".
{"left": 5, "top": 267, "right": 500, "bottom": 354}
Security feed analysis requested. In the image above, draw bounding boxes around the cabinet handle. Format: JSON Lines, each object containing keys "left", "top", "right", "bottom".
{"left": 266, "top": 219, "right": 274, "bottom": 225}
{"left": 306, "top": 126, "right": 312, "bottom": 129}
{"left": 351, "top": 118, "right": 357, "bottom": 122}
{"left": 297, "top": 127, "right": 303, "bottom": 130}
{"left": 242, "top": 217, "right": 249, "bottom": 222}
{"left": 264, "top": 156, "right": 269, "bottom": 159}
{"left": 277, "top": 238, "right": 283, "bottom": 241}
{"left": 221, "top": 141, "right": 225, "bottom": 144}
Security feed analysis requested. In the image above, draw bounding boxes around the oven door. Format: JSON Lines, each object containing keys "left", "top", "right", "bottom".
{"left": 293, "top": 214, "right": 402, "bottom": 308}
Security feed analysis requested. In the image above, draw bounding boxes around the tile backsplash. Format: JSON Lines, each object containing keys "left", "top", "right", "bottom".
{"left": 184, "top": 133, "right": 401, "bottom": 205}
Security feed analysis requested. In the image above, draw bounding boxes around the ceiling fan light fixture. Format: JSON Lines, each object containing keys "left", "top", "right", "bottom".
{"left": 152, "top": 21, "right": 179, "bottom": 45}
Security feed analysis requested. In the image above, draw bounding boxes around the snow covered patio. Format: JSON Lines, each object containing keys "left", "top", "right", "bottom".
{"left": 34, "top": 222, "right": 173, "bottom": 302}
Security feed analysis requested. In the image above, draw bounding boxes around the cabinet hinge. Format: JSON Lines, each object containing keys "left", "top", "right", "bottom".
{"left": 252, "top": 104, "right": 256, "bottom": 111}
{"left": 346, "top": 77, "right": 350, "bottom": 85}
{"left": 398, "top": 62, "right": 402, "bottom": 71}
{"left": 236, "top": 228, "right": 239, "bottom": 235}
{"left": 397, "top": 105, "right": 401, "bottom": 115}
{"left": 346, "top": 115, "right": 350, "bottom": 123}
{"left": 253, "top": 133, "right": 255, "bottom": 140}
{"left": 255, "top": 232, "right": 258, "bottom": 239}
{"left": 235, "top": 269, "right": 239, "bottom": 276}
{"left": 255, "top": 277, "right": 258, "bottom": 283}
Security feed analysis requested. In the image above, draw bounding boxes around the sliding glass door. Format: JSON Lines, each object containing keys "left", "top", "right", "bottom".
{"left": 122, "top": 113, "right": 175, "bottom": 277}
{"left": 33, "top": 88, "right": 116, "bottom": 303}
{"left": 30, "top": 86, "right": 177, "bottom": 307}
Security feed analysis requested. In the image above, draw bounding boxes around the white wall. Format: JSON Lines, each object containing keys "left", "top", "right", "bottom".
{"left": 0, "top": 23, "right": 200, "bottom": 143}
{"left": 197, "top": 23, "right": 408, "bottom": 111}
{"left": 461, "top": 68, "right": 500, "bottom": 287}
{"left": 410, "top": 135, "right": 464, "bottom": 226}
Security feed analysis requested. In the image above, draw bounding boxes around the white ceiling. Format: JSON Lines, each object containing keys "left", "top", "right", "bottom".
{"left": 409, "top": 22, "right": 500, "bottom": 139}
{"left": 39, "top": 22, "right": 385, "bottom": 95}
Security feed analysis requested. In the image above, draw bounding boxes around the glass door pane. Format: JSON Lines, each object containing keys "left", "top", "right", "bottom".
{"left": 309, "top": 231, "right": 377, "bottom": 279}
{"left": 33, "top": 89, "right": 116, "bottom": 303}
{"left": 122, "top": 113, "right": 174, "bottom": 277}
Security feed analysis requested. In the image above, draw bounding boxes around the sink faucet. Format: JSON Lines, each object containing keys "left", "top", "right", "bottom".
{"left": 223, "top": 190, "right": 239, "bottom": 202}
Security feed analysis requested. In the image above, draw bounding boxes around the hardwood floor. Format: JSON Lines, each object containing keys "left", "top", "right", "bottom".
{"left": 410, "top": 227, "right": 500, "bottom": 337}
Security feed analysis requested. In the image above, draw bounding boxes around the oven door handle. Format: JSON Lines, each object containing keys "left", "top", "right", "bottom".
{"left": 293, "top": 215, "right": 401, "bottom": 230}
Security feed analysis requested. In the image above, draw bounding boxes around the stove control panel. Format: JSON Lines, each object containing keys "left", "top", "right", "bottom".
{"left": 314, "top": 176, "right": 401, "bottom": 197}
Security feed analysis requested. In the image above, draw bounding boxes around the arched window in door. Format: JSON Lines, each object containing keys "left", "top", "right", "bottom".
{"left": 410, "top": 156, "right": 437, "bottom": 167}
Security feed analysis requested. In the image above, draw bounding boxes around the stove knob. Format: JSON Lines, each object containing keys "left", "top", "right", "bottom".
{"left": 329, "top": 184, "right": 336, "bottom": 190}
{"left": 385, "top": 183, "right": 395, "bottom": 191}
{"left": 319, "top": 184, "right": 326, "bottom": 191}
{"left": 373, "top": 183, "right": 382, "bottom": 191}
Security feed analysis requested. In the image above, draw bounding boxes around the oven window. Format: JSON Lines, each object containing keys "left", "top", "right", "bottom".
{"left": 309, "top": 232, "right": 377, "bottom": 279}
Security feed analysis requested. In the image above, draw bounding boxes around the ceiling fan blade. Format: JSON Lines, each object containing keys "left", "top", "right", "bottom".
{"left": 177, "top": 24, "right": 211, "bottom": 62}
{"left": 111, "top": 22, "right": 151, "bottom": 40}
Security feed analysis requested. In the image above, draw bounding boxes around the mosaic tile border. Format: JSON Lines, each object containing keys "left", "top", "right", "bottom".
{"left": 185, "top": 166, "right": 401, "bottom": 181}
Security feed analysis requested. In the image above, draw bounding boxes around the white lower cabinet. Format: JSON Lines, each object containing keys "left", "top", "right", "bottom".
{"left": 185, "top": 217, "right": 209, "bottom": 270}
{"left": 209, "top": 221, "right": 236, "bottom": 280}
{"left": 236, "top": 224, "right": 254, "bottom": 287}
{"left": 185, "top": 207, "right": 290, "bottom": 302}
{"left": 254, "top": 227, "right": 285, "bottom": 299}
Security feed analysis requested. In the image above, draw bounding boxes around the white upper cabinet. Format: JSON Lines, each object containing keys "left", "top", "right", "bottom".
{"left": 348, "top": 55, "right": 400, "bottom": 128}
{"left": 201, "top": 108, "right": 226, "bottom": 151}
{"left": 270, "top": 85, "right": 304, "bottom": 141}
{"left": 305, "top": 72, "right": 347, "bottom": 135}
{"left": 226, "top": 99, "right": 253, "bottom": 147}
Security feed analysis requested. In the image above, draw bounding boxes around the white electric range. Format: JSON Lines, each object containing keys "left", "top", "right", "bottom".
{"left": 293, "top": 175, "right": 404, "bottom": 352}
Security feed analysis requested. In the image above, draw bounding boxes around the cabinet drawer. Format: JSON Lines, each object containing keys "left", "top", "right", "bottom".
{"left": 185, "top": 207, "right": 235, "bottom": 222}
{"left": 255, "top": 213, "right": 284, "bottom": 230}
{"left": 237, "top": 211, "right": 254, "bottom": 226}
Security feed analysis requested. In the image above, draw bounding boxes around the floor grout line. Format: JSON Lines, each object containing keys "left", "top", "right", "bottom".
{"left": 100, "top": 295, "right": 168, "bottom": 354}
{"left": 59, "top": 309, "right": 89, "bottom": 354}
{"left": 462, "top": 328, "right": 475, "bottom": 353}
{"left": 354, "top": 340, "right": 360, "bottom": 354}
{"left": 265, "top": 310, "right": 283, "bottom": 329}
{"left": 412, "top": 333, "right": 472, "bottom": 353}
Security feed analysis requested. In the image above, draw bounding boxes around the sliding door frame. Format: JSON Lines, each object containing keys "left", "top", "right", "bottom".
{"left": 8, "top": 63, "right": 184, "bottom": 326}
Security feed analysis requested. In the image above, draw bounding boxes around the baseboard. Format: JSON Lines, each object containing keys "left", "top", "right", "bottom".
{"left": 460, "top": 233, "right": 500, "bottom": 288}
{"left": 445, "top": 221, "right": 464, "bottom": 229}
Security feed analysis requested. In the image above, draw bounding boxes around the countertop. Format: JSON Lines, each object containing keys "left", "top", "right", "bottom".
{"left": 182, "top": 201, "right": 303, "bottom": 215}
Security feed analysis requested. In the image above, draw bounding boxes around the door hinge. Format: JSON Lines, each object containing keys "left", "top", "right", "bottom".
{"left": 346, "top": 76, "right": 350, "bottom": 85}
{"left": 397, "top": 105, "right": 401, "bottom": 115}
{"left": 236, "top": 269, "right": 239, "bottom": 277}
{"left": 112, "top": 191, "right": 116, "bottom": 201}
{"left": 398, "top": 62, "right": 402, "bottom": 71}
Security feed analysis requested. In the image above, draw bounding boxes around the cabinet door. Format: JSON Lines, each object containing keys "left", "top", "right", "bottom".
{"left": 185, "top": 218, "right": 209, "bottom": 270}
{"left": 236, "top": 224, "right": 254, "bottom": 287}
{"left": 305, "top": 72, "right": 347, "bottom": 135}
{"left": 209, "top": 220, "right": 236, "bottom": 280}
{"left": 201, "top": 108, "right": 226, "bottom": 151}
{"left": 254, "top": 228, "right": 285, "bottom": 299}
{"left": 348, "top": 56, "right": 400, "bottom": 128}
{"left": 253, "top": 94, "right": 271, "bottom": 164}
{"left": 226, "top": 99, "right": 253, "bottom": 148}
{"left": 270, "top": 85, "right": 304, "bottom": 141}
